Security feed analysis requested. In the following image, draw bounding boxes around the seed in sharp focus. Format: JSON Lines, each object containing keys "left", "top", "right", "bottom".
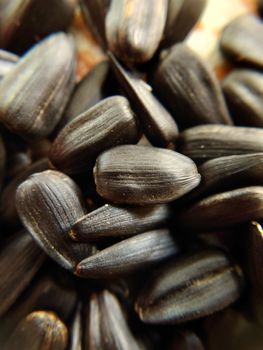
{"left": 85, "top": 290, "right": 141, "bottom": 350}
{"left": 0, "top": 49, "right": 18, "bottom": 79}
{"left": 0, "top": 230, "right": 45, "bottom": 317}
{"left": 3, "top": 311, "right": 68, "bottom": 350}
{"left": 178, "top": 124, "right": 263, "bottom": 163}
{"left": 220, "top": 14, "right": 263, "bottom": 69}
{"left": 70, "top": 203, "right": 171, "bottom": 242}
{"left": 16, "top": 170, "right": 96, "bottom": 271}
{"left": 106, "top": 0, "right": 168, "bottom": 64}
{"left": 177, "top": 186, "right": 263, "bottom": 232}
{"left": 152, "top": 43, "right": 232, "bottom": 129}
{"left": 108, "top": 53, "right": 178, "bottom": 149}
{"left": 161, "top": 0, "right": 207, "bottom": 48}
{"left": 0, "top": 33, "right": 75, "bottom": 140}
{"left": 222, "top": 69, "right": 263, "bottom": 127}
{"left": 135, "top": 249, "right": 244, "bottom": 325}
{"left": 93, "top": 145, "right": 201, "bottom": 204}
{"left": 76, "top": 229, "right": 179, "bottom": 278}
{"left": 49, "top": 96, "right": 140, "bottom": 174}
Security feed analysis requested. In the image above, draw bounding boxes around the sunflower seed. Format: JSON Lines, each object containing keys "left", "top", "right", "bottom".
{"left": 178, "top": 125, "right": 263, "bottom": 163}
{"left": 177, "top": 187, "right": 263, "bottom": 232}
{"left": 85, "top": 290, "right": 141, "bottom": 350}
{"left": 0, "top": 33, "right": 75, "bottom": 140}
{"left": 153, "top": 43, "right": 232, "bottom": 128}
{"left": 222, "top": 69, "right": 263, "bottom": 127}
{"left": 220, "top": 14, "right": 263, "bottom": 69}
{"left": 94, "top": 145, "right": 201, "bottom": 204}
{"left": 135, "top": 249, "right": 243, "bottom": 324}
{"left": 0, "top": 230, "right": 45, "bottom": 317}
{"left": 170, "top": 330, "right": 205, "bottom": 350}
{"left": 16, "top": 170, "right": 96, "bottom": 271}
{"left": 3, "top": 311, "right": 68, "bottom": 350}
{"left": 0, "top": 49, "right": 18, "bottom": 79}
{"left": 76, "top": 229, "right": 179, "bottom": 278}
{"left": 69, "top": 304, "right": 82, "bottom": 350}
{"left": 106, "top": 0, "right": 168, "bottom": 64}
{"left": 0, "top": 134, "right": 5, "bottom": 191}
{"left": 109, "top": 53, "right": 178, "bottom": 149}
{"left": 49, "top": 96, "right": 140, "bottom": 174}
{"left": 70, "top": 203, "right": 171, "bottom": 242}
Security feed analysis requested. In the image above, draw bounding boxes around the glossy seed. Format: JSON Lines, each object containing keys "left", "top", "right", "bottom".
{"left": 85, "top": 290, "right": 140, "bottom": 350}
{"left": 16, "top": 170, "right": 96, "bottom": 271}
{"left": 0, "top": 158, "right": 49, "bottom": 226}
{"left": 70, "top": 203, "right": 171, "bottom": 242}
{"left": 178, "top": 125, "right": 263, "bottom": 163}
{"left": 153, "top": 43, "right": 232, "bottom": 128}
{"left": 162, "top": 0, "right": 207, "bottom": 48}
{"left": 76, "top": 229, "right": 179, "bottom": 278}
{"left": 0, "top": 49, "right": 18, "bottom": 79}
{"left": 220, "top": 14, "right": 263, "bottom": 69}
{"left": 135, "top": 249, "right": 243, "bottom": 324}
{"left": 94, "top": 145, "right": 201, "bottom": 204}
{"left": 106, "top": 0, "right": 168, "bottom": 63}
{"left": 50, "top": 96, "right": 140, "bottom": 174}
{"left": 109, "top": 53, "right": 178, "bottom": 149}
{"left": 0, "top": 230, "right": 45, "bottom": 317}
{"left": 177, "top": 187, "right": 263, "bottom": 232}
{"left": 3, "top": 311, "right": 68, "bottom": 350}
{"left": 223, "top": 69, "right": 263, "bottom": 127}
{"left": 0, "top": 0, "right": 76, "bottom": 53}
{"left": 0, "top": 33, "right": 75, "bottom": 140}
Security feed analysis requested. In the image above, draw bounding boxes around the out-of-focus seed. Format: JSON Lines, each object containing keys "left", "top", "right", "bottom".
{"left": 0, "top": 49, "right": 18, "bottom": 79}
{"left": 94, "top": 145, "right": 201, "bottom": 204}
{"left": 169, "top": 330, "right": 205, "bottom": 350}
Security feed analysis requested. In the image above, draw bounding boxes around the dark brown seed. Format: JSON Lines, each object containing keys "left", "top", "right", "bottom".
{"left": 153, "top": 43, "right": 232, "bottom": 128}
{"left": 0, "top": 158, "right": 49, "bottom": 226}
{"left": 70, "top": 203, "right": 171, "bottom": 242}
{"left": 0, "top": 33, "right": 76, "bottom": 140}
{"left": 177, "top": 187, "right": 263, "bottom": 232}
{"left": 49, "top": 96, "right": 140, "bottom": 174}
{"left": 0, "top": 230, "right": 45, "bottom": 317}
{"left": 3, "top": 311, "right": 68, "bottom": 350}
{"left": 106, "top": 0, "right": 168, "bottom": 64}
{"left": 0, "top": 0, "right": 76, "bottom": 53}
{"left": 76, "top": 229, "right": 179, "bottom": 278}
{"left": 0, "top": 49, "right": 18, "bottom": 79}
{"left": 220, "top": 14, "right": 263, "bottom": 69}
{"left": 16, "top": 170, "right": 96, "bottom": 271}
{"left": 94, "top": 145, "right": 201, "bottom": 204}
{"left": 259, "top": 0, "right": 263, "bottom": 17}
{"left": 178, "top": 124, "right": 263, "bottom": 163}
{"left": 162, "top": 0, "right": 207, "bottom": 48}
{"left": 109, "top": 53, "right": 178, "bottom": 149}
{"left": 69, "top": 304, "right": 82, "bottom": 350}
{"left": 135, "top": 249, "right": 243, "bottom": 324}
{"left": 170, "top": 330, "right": 205, "bottom": 350}
{"left": 222, "top": 69, "right": 263, "bottom": 127}
{"left": 5, "top": 152, "right": 31, "bottom": 179}
{"left": 85, "top": 290, "right": 140, "bottom": 350}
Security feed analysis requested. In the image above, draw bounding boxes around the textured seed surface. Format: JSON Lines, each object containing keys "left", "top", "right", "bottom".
{"left": 221, "top": 14, "right": 263, "bottom": 69}
{"left": 94, "top": 145, "right": 201, "bottom": 204}
{"left": 0, "top": 33, "right": 75, "bottom": 139}
{"left": 179, "top": 125, "right": 263, "bottom": 163}
{"left": 109, "top": 53, "right": 178, "bottom": 149}
{"left": 106, "top": 0, "right": 168, "bottom": 63}
{"left": 3, "top": 311, "right": 68, "bottom": 350}
{"left": 178, "top": 186, "right": 263, "bottom": 232}
{"left": 50, "top": 96, "right": 140, "bottom": 174}
{"left": 135, "top": 249, "right": 243, "bottom": 324}
{"left": 153, "top": 43, "right": 232, "bottom": 128}
{"left": 16, "top": 170, "right": 96, "bottom": 271}
{"left": 70, "top": 203, "right": 171, "bottom": 242}
{"left": 76, "top": 229, "right": 178, "bottom": 278}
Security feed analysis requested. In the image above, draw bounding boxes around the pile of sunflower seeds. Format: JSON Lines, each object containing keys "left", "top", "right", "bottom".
{"left": 0, "top": 0, "right": 263, "bottom": 349}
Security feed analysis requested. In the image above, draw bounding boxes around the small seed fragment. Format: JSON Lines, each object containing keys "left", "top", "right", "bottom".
{"left": 16, "top": 170, "right": 96, "bottom": 271}
{"left": 50, "top": 96, "right": 140, "bottom": 174}
{"left": 106, "top": 0, "right": 168, "bottom": 63}
{"left": 135, "top": 249, "right": 243, "bottom": 324}
{"left": 94, "top": 145, "right": 201, "bottom": 204}
{"left": 153, "top": 43, "right": 232, "bottom": 128}
{"left": 70, "top": 203, "right": 171, "bottom": 242}
{"left": 76, "top": 229, "right": 179, "bottom": 278}
{"left": 3, "top": 311, "right": 68, "bottom": 350}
